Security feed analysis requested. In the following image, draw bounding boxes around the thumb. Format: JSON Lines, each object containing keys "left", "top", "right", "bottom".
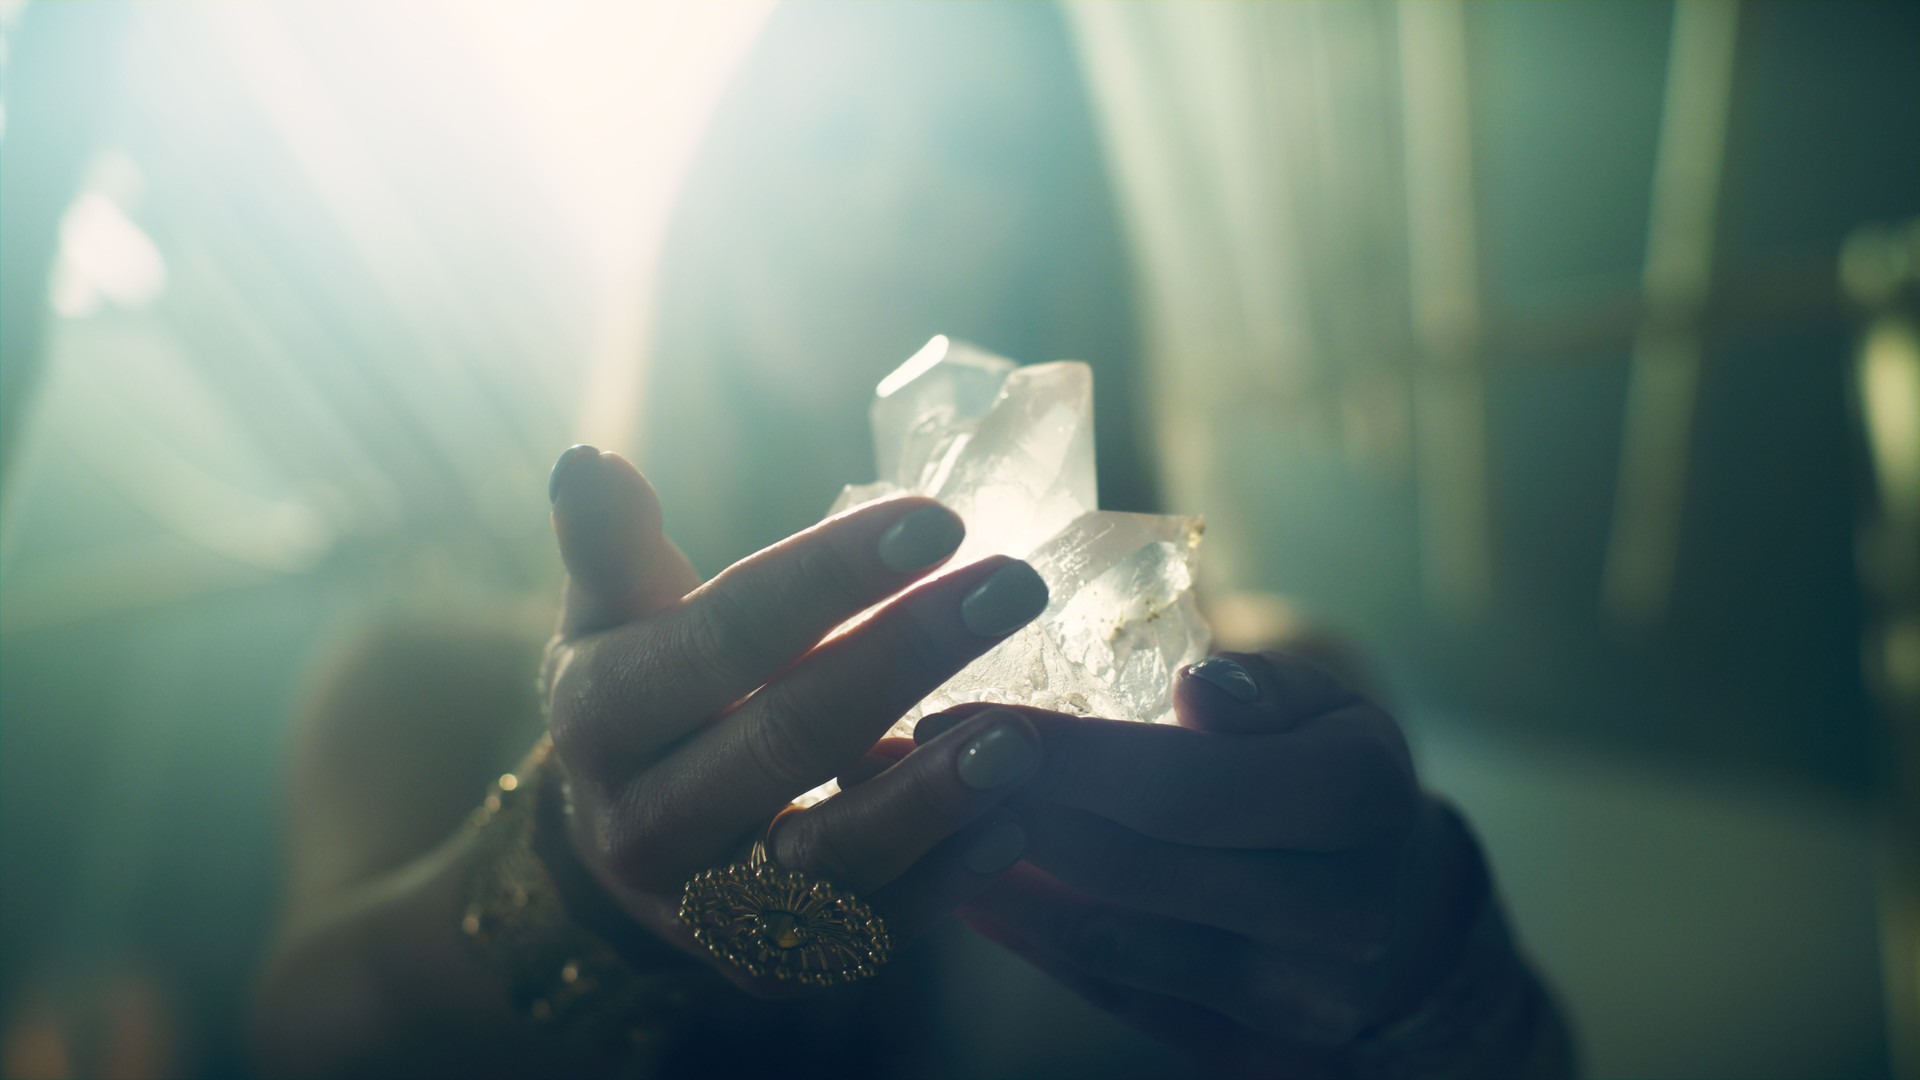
{"left": 549, "top": 445, "right": 701, "bottom": 638}
{"left": 1174, "top": 651, "right": 1360, "bottom": 734}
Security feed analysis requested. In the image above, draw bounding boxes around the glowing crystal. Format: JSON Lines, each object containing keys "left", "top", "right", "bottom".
{"left": 832, "top": 335, "right": 1210, "bottom": 739}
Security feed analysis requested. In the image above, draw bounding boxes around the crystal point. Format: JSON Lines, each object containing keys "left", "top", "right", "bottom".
{"left": 827, "top": 338, "right": 1210, "bottom": 754}
{"left": 871, "top": 335, "right": 1016, "bottom": 492}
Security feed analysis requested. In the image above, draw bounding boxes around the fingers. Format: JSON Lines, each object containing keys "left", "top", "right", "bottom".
{"left": 648, "top": 497, "right": 967, "bottom": 723}
{"left": 966, "top": 866, "right": 1370, "bottom": 1048}
{"left": 600, "top": 557, "right": 1048, "bottom": 886}
{"left": 835, "top": 739, "right": 913, "bottom": 789}
{"left": 917, "top": 707, "right": 1416, "bottom": 851}
{"left": 959, "top": 912, "right": 1287, "bottom": 1080}
{"left": 865, "top": 811, "right": 1029, "bottom": 942}
{"left": 549, "top": 497, "right": 968, "bottom": 771}
{"left": 1014, "top": 803, "right": 1396, "bottom": 960}
{"left": 550, "top": 446, "right": 701, "bottom": 637}
{"left": 1175, "top": 650, "right": 1360, "bottom": 735}
{"left": 769, "top": 710, "right": 1041, "bottom": 894}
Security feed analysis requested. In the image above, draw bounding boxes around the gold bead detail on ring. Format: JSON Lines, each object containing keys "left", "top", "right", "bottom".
{"left": 677, "top": 851, "right": 891, "bottom": 986}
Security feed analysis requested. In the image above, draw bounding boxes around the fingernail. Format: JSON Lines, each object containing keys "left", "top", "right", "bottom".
{"left": 957, "top": 717, "right": 1039, "bottom": 789}
{"left": 878, "top": 504, "right": 965, "bottom": 573}
{"left": 913, "top": 711, "right": 963, "bottom": 745}
{"left": 963, "top": 819, "right": 1027, "bottom": 875}
{"left": 1189, "top": 656, "right": 1260, "bottom": 703}
{"left": 548, "top": 444, "right": 599, "bottom": 504}
{"left": 960, "top": 561, "right": 1049, "bottom": 637}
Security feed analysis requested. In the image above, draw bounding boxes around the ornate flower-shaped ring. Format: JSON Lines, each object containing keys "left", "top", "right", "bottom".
{"left": 677, "top": 812, "right": 891, "bottom": 986}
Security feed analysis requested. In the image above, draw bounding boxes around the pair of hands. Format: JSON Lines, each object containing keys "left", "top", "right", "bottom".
{"left": 540, "top": 446, "right": 1463, "bottom": 1074}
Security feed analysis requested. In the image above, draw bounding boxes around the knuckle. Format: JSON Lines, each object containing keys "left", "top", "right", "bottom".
{"left": 778, "top": 817, "right": 861, "bottom": 884}
{"left": 740, "top": 706, "right": 835, "bottom": 796}
{"left": 594, "top": 784, "right": 682, "bottom": 893}
{"left": 544, "top": 643, "right": 611, "bottom": 761}
{"left": 685, "top": 581, "right": 783, "bottom": 689}
{"left": 788, "top": 535, "right": 868, "bottom": 610}
{"left": 546, "top": 630, "right": 672, "bottom": 770}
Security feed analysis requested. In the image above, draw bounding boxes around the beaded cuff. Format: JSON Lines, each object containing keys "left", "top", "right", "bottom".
{"left": 459, "top": 737, "right": 700, "bottom": 1056}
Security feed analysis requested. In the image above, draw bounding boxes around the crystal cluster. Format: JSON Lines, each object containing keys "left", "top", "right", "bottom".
{"left": 834, "top": 336, "right": 1211, "bottom": 739}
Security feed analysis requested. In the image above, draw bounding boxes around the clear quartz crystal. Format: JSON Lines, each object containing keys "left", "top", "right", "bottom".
{"left": 803, "top": 337, "right": 1210, "bottom": 805}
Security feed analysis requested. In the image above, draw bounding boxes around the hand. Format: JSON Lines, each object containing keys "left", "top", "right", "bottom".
{"left": 924, "top": 651, "right": 1480, "bottom": 1077}
{"left": 540, "top": 445, "right": 1049, "bottom": 992}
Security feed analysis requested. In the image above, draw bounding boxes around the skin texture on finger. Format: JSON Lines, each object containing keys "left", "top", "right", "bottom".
{"left": 862, "top": 810, "right": 1029, "bottom": 943}
{"left": 766, "top": 710, "right": 1040, "bottom": 894}
{"left": 1012, "top": 802, "right": 1397, "bottom": 960}
{"left": 1175, "top": 650, "right": 1362, "bottom": 735}
{"left": 547, "top": 496, "right": 966, "bottom": 773}
{"left": 966, "top": 865, "right": 1370, "bottom": 1050}
{"left": 834, "top": 738, "right": 915, "bottom": 789}
{"left": 916, "top": 705, "right": 1418, "bottom": 851}
{"left": 600, "top": 557, "right": 1047, "bottom": 887}
{"left": 550, "top": 447, "right": 702, "bottom": 637}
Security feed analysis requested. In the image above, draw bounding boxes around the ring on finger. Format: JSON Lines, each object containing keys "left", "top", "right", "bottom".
{"left": 678, "top": 806, "right": 892, "bottom": 986}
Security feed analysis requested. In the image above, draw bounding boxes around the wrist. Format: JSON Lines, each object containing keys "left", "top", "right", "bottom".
{"left": 1335, "top": 799, "right": 1573, "bottom": 1080}
{"left": 1373, "top": 797, "right": 1488, "bottom": 1026}
{"left": 459, "top": 739, "right": 712, "bottom": 1056}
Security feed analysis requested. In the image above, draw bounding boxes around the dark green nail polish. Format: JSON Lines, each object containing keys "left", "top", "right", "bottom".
{"left": 1189, "top": 657, "right": 1260, "bottom": 703}
{"left": 878, "top": 505, "right": 965, "bottom": 573}
{"left": 960, "top": 562, "right": 1049, "bottom": 637}
{"left": 958, "top": 719, "right": 1039, "bottom": 790}
{"left": 549, "top": 444, "right": 598, "bottom": 504}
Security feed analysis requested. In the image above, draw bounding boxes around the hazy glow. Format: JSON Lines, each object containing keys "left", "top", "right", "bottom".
{"left": 435, "top": 2, "right": 776, "bottom": 449}
{"left": 171, "top": 1, "right": 771, "bottom": 452}
{"left": 439, "top": 2, "right": 774, "bottom": 277}
{"left": 6, "top": 1, "right": 774, "bottom": 617}
{"left": 49, "top": 192, "right": 168, "bottom": 318}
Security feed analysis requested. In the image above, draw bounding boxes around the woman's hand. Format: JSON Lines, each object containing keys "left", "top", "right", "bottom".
{"left": 542, "top": 446, "right": 1049, "bottom": 992}
{"left": 922, "top": 651, "right": 1482, "bottom": 1077}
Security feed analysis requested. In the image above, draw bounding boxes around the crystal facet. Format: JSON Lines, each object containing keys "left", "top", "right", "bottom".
{"left": 827, "top": 335, "right": 1210, "bottom": 745}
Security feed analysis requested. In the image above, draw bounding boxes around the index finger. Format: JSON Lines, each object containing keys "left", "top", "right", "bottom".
{"left": 916, "top": 707, "right": 1416, "bottom": 851}
{"left": 550, "top": 496, "right": 966, "bottom": 770}
{"left": 1174, "top": 650, "right": 1362, "bottom": 735}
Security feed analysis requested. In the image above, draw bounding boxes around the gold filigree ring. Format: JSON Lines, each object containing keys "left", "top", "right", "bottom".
{"left": 677, "top": 810, "right": 891, "bottom": 986}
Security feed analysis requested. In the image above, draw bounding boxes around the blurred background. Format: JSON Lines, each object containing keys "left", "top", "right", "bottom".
{"left": 1, "top": 1, "right": 1916, "bottom": 1077}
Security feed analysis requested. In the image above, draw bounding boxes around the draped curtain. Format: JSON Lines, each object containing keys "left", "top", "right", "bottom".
{"left": 1066, "top": 2, "right": 1493, "bottom": 614}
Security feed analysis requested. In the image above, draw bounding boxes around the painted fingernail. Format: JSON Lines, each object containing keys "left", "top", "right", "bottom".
{"left": 913, "top": 711, "right": 962, "bottom": 745}
{"left": 878, "top": 504, "right": 965, "bottom": 573}
{"left": 958, "top": 717, "right": 1040, "bottom": 789}
{"left": 960, "top": 561, "right": 1049, "bottom": 637}
{"left": 548, "top": 444, "right": 599, "bottom": 504}
{"left": 963, "top": 819, "right": 1027, "bottom": 875}
{"left": 1189, "top": 656, "right": 1260, "bottom": 703}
